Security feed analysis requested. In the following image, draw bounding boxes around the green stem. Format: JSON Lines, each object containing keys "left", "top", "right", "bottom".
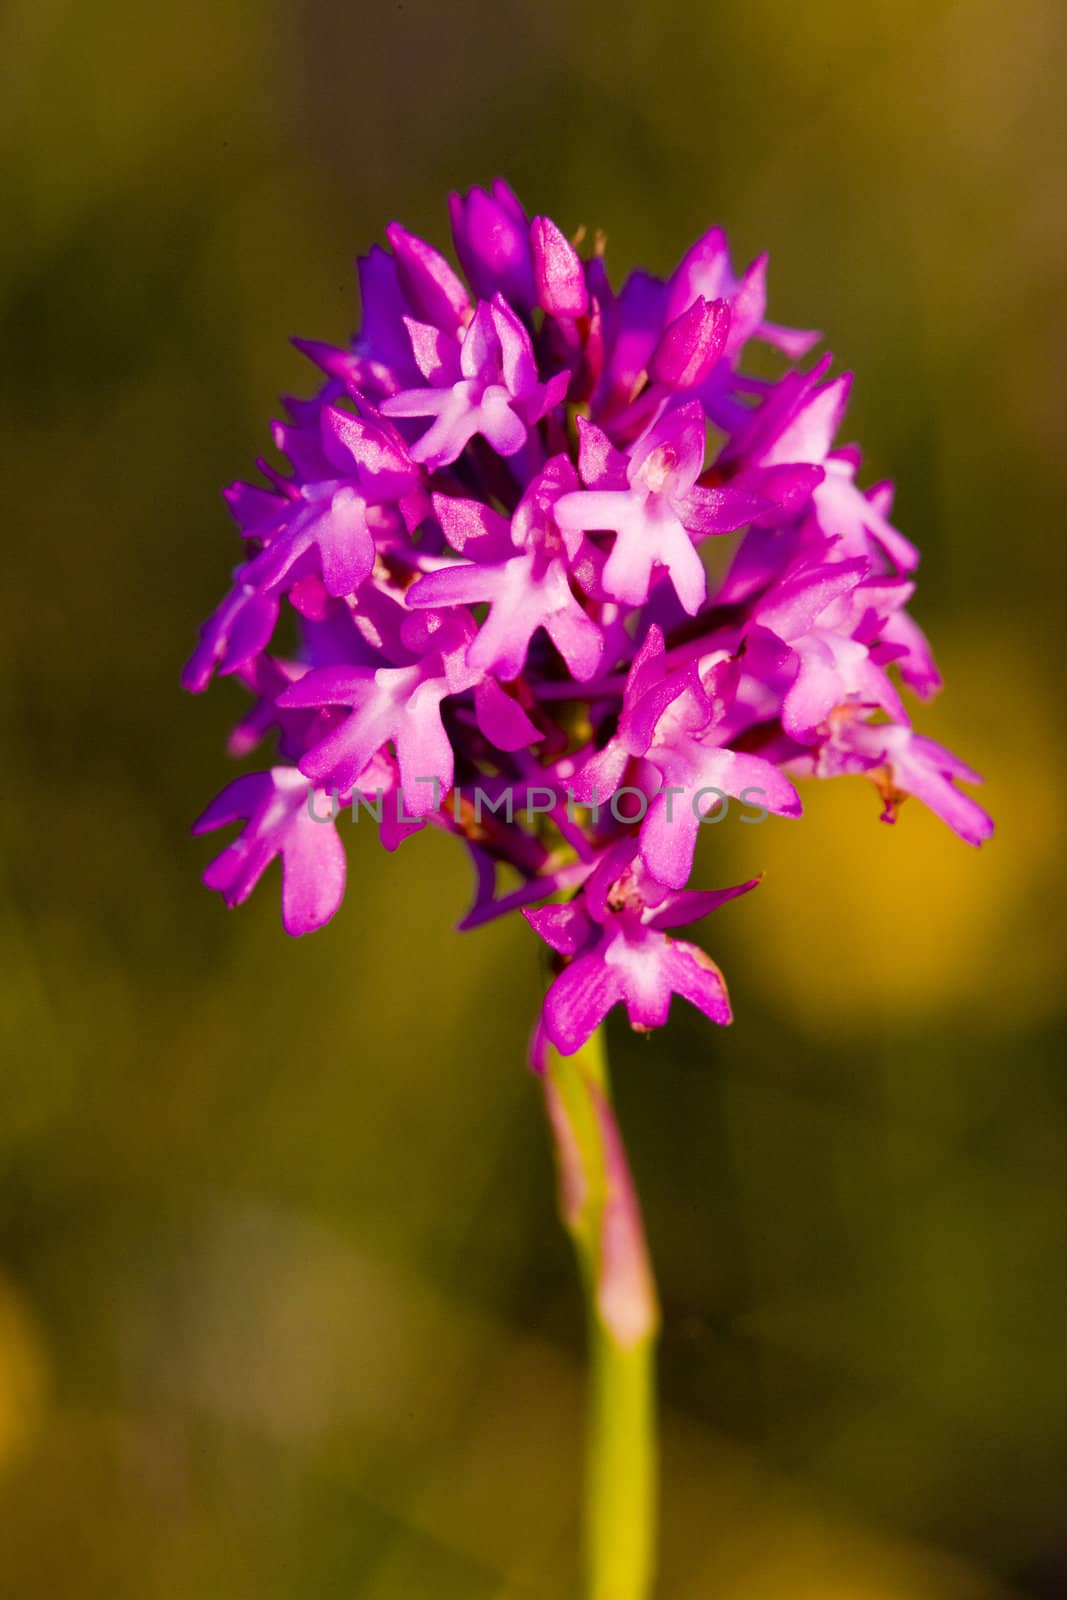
{"left": 543, "top": 1027, "right": 659, "bottom": 1600}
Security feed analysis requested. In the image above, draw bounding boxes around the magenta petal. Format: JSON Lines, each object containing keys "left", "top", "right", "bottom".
{"left": 638, "top": 793, "right": 702, "bottom": 892}
{"left": 491, "top": 297, "right": 538, "bottom": 396}
{"left": 298, "top": 717, "right": 382, "bottom": 795}
{"left": 544, "top": 598, "right": 603, "bottom": 682}
{"left": 700, "top": 749, "right": 803, "bottom": 820}
{"left": 181, "top": 582, "right": 279, "bottom": 692}
{"left": 201, "top": 837, "right": 272, "bottom": 905}
{"left": 431, "top": 493, "right": 513, "bottom": 559}
{"left": 192, "top": 771, "right": 272, "bottom": 835}
{"left": 406, "top": 561, "right": 496, "bottom": 609}
{"left": 385, "top": 221, "right": 470, "bottom": 332}
{"left": 450, "top": 184, "right": 534, "bottom": 306}
{"left": 403, "top": 317, "right": 463, "bottom": 384}
{"left": 756, "top": 558, "right": 869, "bottom": 641}
{"left": 675, "top": 484, "right": 768, "bottom": 537}
{"left": 629, "top": 400, "right": 707, "bottom": 491}
{"left": 474, "top": 678, "right": 539, "bottom": 750}
{"left": 280, "top": 806, "right": 347, "bottom": 935}
{"left": 477, "top": 389, "right": 528, "bottom": 456}
{"left": 356, "top": 243, "right": 421, "bottom": 382}
{"left": 878, "top": 609, "right": 943, "bottom": 700}
{"left": 623, "top": 668, "right": 710, "bottom": 754}
{"left": 571, "top": 740, "right": 632, "bottom": 806}
{"left": 607, "top": 502, "right": 706, "bottom": 614}
{"left": 743, "top": 463, "right": 825, "bottom": 521}
{"left": 659, "top": 940, "right": 731, "bottom": 1024}
{"left": 315, "top": 490, "right": 376, "bottom": 597}
{"left": 909, "top": 733, "right": 983, "bottom": 788}
{"left": 781, "top": 637, "right": 843, "bottom": 737}
{"left": 648, "top": 877, "right": 762, "bottom": 930}
{"left": 277, "top": 664, "right": 374, "bottom": 709}
{"left": 890, "top": 733, "right": 994, "bottom": 846}
{"left": 524, "top": 900, "right": 592, "bottom": 956}
{"left": 723, "top": 253, "right": 768, "bottom": 354}
{"left": 194, "top": 769, "right": 346, "bottom": 935}
{"left": 626, "top": 625, "right": 668, "bottom": 701}
{"left": 664, "top": 226, "right": 731, "bottom": 322}
{"left": 648, "top": 296, "right": 730, "bottom": 389}
{"left": 319, "top": 405, "right": 418, "bottom": 491}
{"left": 223, "top": 480, "right": 288, "bottom": 533}
{"left": 764, "top": 372, "right": 852, "bottom": 465}
{"left": 543, "top": 950, "right": 621, "bottom": 1054}
{"left": 393, "top": 683, "right": 454, "bottom": 812}
{"left": 606, "top": 931, "right": 673, "bottom": 1031}
{"left": 574, "top": 417, "right": 630, "bottom": 491}
{"left": 760, "top": 320, "right": 821, "bottom": 358}
{"left": 531, "top": 215, "right": 589, "bottom": 318}
{"left": 217, "top": 589, "right": 279, "bottom": 668}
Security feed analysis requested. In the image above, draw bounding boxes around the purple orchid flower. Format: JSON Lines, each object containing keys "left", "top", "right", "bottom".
{"left": 572, "top": 626, "right": 802, "bottom": 890}
{"left": 526, "top": 842, "right": 760, "bottom": 1052}
{"left": 723, "top": 357, "right": 920, "bottom": 573}
{"left": 664, "top": 226, "right": 820, "bottom": 364}
{"left": 787, "top": 709, "right": 993, "bottom": 847}
{"left": 276, "top": 609, "right": 480, "bottom": 813}
{"left": 407, "top": 456, "right": 603, "bottom": 681}
{"left": 192, "top": 767, "right": 346, "bottom": 936}
{"left": 449, "top": 179, "right": 534, "bottom": 309}
{"left": 554, "top": 402, "right": 767, "bottom": 614}
{"left": 187, "top": 184, "right": 990, "bottom": 1004}
{"left": 181, "top": 569, "right": 281, "bottom": 692}
{"left": 242, "top": 405, "right": 426, "bottom": 600}
{"left": 744, "top": 555, "right": 909, "bottom": 741}
{"left": 381, "top": 296, "right": 569, "bottom": 468}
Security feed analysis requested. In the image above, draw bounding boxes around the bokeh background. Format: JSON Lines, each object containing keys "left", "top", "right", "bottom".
{"left": 2, "top": 0, "right": 1065, "bottom": 1593}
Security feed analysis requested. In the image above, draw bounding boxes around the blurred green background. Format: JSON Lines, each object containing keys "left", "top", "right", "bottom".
{"left": 2, "top": 0, "right": 1065, "bottom": 1593}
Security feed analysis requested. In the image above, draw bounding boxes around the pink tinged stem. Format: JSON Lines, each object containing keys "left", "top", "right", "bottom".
{"left": 544, "top": 1071, "right": 590, "bottom": 1230}
{"left": 541, "top": 1023, "right": 658, "bottom": 1600}
{"left": 591, "top": 1084, "right": 658, "bottom": 1348}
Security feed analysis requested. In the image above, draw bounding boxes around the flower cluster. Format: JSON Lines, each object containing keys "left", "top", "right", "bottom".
{"left": 186, "top": 180, "right": 992, "bottom": 1056}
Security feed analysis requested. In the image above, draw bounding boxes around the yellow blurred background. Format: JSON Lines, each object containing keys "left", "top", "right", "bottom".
{"left": 2, "top": 0, "right": 1065, "bottom": 1593}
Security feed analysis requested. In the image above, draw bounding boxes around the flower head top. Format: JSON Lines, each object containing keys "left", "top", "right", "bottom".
{"left": 187, "top": 181, "right": 992, "bottom": 1056}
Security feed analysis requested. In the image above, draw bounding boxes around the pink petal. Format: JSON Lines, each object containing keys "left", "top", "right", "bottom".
{"left": 543, "top": 950, "right": 621, "bottom": 1054}
{"left": 524, "top": 900, "right": 592, "bottom": 956}
{"left": 281, "top": 808, "right": 347, "bottom": 935}
{"left": 659, "top": 940, "right": 731, "bottom": 1024}
{"left": 474, "top": 677, "right": 539, "bottom": 750}
{"left": 649, "top": 296, "right": 730, "bottom": 389}
{"left": 531, "top": 215, "right": 589, "bottom": 318}
{"left": 385, "top": 221, "right": 470, "bottom": 333}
